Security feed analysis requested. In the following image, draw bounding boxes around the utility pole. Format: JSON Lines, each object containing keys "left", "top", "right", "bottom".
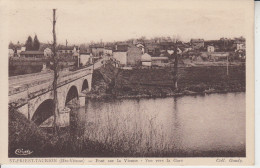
{"left": 52, "top": 9, "right": 59, "bottom": 133}
{"left": 78, "top": 47, "right": 80, "bottom": 68}
{"left": 173, "top": 46, "right": 179, "bottom": 89}
{"left": 93, "top": 57, "right": 94, "bottom": 70}
{"left": 227, "top": 55, "right": 229, "bottom": 76}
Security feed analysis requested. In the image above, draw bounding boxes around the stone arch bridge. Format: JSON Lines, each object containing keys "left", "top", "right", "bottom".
{"left": 9, "top": 67, "right": 93, "bottom": 127}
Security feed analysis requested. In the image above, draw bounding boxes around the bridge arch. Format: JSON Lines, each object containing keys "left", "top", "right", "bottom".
{"left": 81, "top": 79, "right": 89, "bottom": 92}
{"left": 65, "top": 85, "right": 79, "bottom": 106}
{"left": 31, "top": 99, "right": 54, "bottom": 126}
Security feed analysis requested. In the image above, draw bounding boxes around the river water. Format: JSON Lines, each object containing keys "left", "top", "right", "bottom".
{"left": 71, "top": 92, "right": 245, "bottom": 157}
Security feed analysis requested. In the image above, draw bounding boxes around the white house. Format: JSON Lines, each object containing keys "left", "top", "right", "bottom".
{"left": 151, "top": 57, "right": 169, "bottom": 67}
{"left": 141, "top": 53, "right": 152, "bottom": 66}
{"left": 17, "top": 46, "right": 26, "bottom": 57}
{"left": 104, "top": 48, "right": 113, "bottom": 55}
{"left": 80, "top": 52, "right": 91, "bottom": 66}
{"left": 9, "top": 49, "right": 14, "bottom": 57}
{"left": 183, "top": 47, "right": 192, "bottom": 53}
{"left": 236, "top": 43, "right": 245, "bottom": 50}
{"left": 167, "top": 47, "right": 182, "bottom": 55}
{"left": 58, "top": 46, "right": 79, "bottom": 56}
{"left": 207, "top": 45, "right": 215, "bottom": 52}
{"left": 113, "top": 51, "right": 127, "bottom": 65}
{"left": 167, "top": 49, "right": 174, "bottom": 55}
{"left": 44, "top": 48, "right": 52, "bottom": 57}
{"left": 136, "top": 43, "right": 145, "bottom": 54}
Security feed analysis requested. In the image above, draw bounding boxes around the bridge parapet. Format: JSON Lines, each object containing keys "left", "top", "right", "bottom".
{"left": 9, "top": 67, "right": 92, "bottom": 106}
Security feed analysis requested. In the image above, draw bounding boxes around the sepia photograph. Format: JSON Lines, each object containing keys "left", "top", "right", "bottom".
{"left": 0, "top": 0, "right": 255, "bottom": 165}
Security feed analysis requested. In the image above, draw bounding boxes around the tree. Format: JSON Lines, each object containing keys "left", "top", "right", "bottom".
{"left": 9, "top": 41, "right": 15, "bottom": 49}
{"left": 25, "top": 36, "right": 33, "bottom": 51}
{"left": 33, "top": 35, "right": 40, "bottom": 50}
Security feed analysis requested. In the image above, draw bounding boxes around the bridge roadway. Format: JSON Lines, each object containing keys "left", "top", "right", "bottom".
{"left": 8, "top": 59, "right": 104, "bottom": 127}
{"left": 9, "top": 59, "right": 104, "bottom": 96}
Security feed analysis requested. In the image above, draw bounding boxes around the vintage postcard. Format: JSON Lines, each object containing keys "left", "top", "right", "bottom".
{"left": 0, "top": 0, "right": 255, "bottom": 166}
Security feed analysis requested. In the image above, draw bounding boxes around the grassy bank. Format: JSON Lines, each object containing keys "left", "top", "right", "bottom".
{"left": 88, "top": 64, "right": 245, "bottom": 99}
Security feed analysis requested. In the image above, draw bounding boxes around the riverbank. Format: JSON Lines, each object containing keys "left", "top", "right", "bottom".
{"left": 86, "top": 64, "right": 245, "bottom": 100}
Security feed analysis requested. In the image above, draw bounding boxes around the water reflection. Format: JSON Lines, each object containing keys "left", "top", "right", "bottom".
{"left": 71, "top": 92, "right": 245, "bottom": 156}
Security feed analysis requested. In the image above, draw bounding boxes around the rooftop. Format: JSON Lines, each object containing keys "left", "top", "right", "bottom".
{"left": 151, "top": 57, "right": 169, "bottom": 60}
{"left": 57, "top": 45, "right": 79, "bottom": 50}
{"left": 20, "top": 51, "right": 44, "bottom": 55}
{"left": 191, "top": 39, "right": 204, "bottom": 42}
{"left": 114, "top": 44, "right": 129, "bottom": 52}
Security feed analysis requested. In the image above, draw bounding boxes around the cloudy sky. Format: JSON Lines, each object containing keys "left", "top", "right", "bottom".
{"left": 4, "top": 0, "right": 248, "bottom": 45}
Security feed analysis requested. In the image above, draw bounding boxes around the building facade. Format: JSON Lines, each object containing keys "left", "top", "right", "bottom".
{"left": 58, "top": 46, "right": 79, "bottom": 56}
{"left": 207, "top": 45, "right": 215, "bottom": 52}
{"left": 141, "top": 53, "right": 152, "bottom": 66}
{"left": 126, "top": 46, "right": 143, "bottom": 66}
{"left": 113, "top": 51, "right": 127, "bottom": 65}
{"left": 190, "top": 39, "right": 204, "bottom": 49}
{"left": 151, "top": 57, "right": 169, "bottom": 67}
{"left": 44, "top": 48, "right": 52, "bottom": 57}
{"left": 104, "top": 48, "right": 113, "bottom": 55}
{"left": 17, "top": 47, "right": 26, "bottom": 57}
{"left": 9, "top": 49, "right": 15, "bottom": 57}
{"left": 80, "top": 52, "right": 91, "bottom": 66}
{"left": 20, "top": 51, "right": 44, "bottom": 58}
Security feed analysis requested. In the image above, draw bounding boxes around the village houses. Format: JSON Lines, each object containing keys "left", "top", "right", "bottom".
{"left": 113, "top": 44, "right": 129, "bottom": 65}
{"left": 126, "top": 45, "right": 143, "bottom": 66}
{"left": 79, "top": 50, "right": 92, "bottom": 66}
{"left": 112, "top": 44, "right": 143, "bottom": 66}
{"left": 104, "top": 46, "right": 113, "bottom": 56}
{"left": 190, "top": 39, "right": 204, "bottom": 49}
{"left": 44, "top": 47, "right": 52, "bottom": 57}
{"left": 136, "top": 43, "right": 145, "bottom": 54}
{"left": 8, "top": 49, "right": 15, "bottom": 57}
{"left": 58, "top": 45, "right": 79, "bottom": 57}
{"left": 141, "top": 53, "right": 169, "bottom": 67}
{"left": 90, "top": 44, "right": 104, "bottom": 57}
{"left": 207, "top": 45, "right": 215, "bottom": 52}
{"left": 20, "top": 51, "right": 44, "bottom": 58}
{"left": 17, "top": 46, "right": 26, "bottom": 57}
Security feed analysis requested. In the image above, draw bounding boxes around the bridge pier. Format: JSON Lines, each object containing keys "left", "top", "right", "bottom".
{"left": 79, "top": 92, "right": 86, "bottom": 107}
{"left": 17, "top": 104, "right": 29, "bottom": 119}
{"left": 56, "top": 107, "right": 71, "bottom": 127}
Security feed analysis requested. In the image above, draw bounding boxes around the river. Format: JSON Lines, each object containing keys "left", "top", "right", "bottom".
{"left": 70, "top": 92, "right": 245, "bottom": 157}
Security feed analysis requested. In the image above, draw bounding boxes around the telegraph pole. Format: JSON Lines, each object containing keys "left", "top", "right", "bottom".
{"left": 173, "top": 46, "right": 179, "bottom": 89}
{"left": 52, "top": 9, "right": 59, "bottom": 133}
{"left": 227, "top": 55, "right": 229, "bottom": 76}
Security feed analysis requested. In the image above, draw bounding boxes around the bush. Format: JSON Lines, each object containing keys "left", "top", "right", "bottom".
{"left": 188, "top": 83, "right": 207, "bottom": 92}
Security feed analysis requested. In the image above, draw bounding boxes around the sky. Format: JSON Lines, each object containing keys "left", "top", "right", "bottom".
{"left": 4, "top": 0, "right": 247, "bottom": 45}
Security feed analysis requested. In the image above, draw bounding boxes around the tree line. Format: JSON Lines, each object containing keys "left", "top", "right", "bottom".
{"left": 9, "top": 35, "right": 41, "bottom": 51}
{"left": 25, "top": 35, "right": 40, "bottom": 51}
